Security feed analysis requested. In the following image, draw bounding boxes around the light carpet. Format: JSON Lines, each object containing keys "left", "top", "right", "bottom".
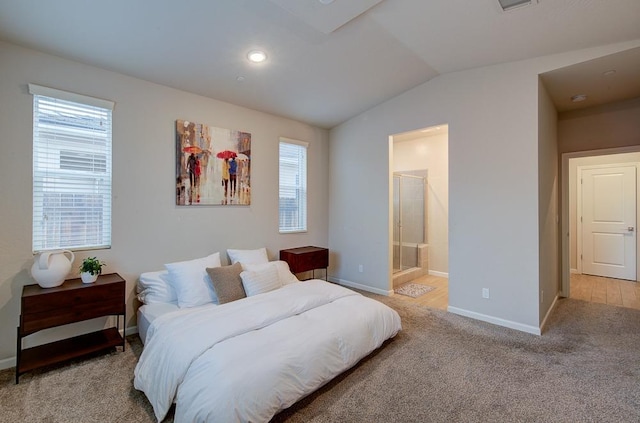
{"left": 0, "top": 295, "right": 639, "bottom": 422}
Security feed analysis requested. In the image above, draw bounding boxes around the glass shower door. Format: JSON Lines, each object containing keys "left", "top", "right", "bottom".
{"left": 393, "top": 173, "right": 426, "bottom": 273}
{"left": 393, "top": 175, "right": 401, "bottom": 272}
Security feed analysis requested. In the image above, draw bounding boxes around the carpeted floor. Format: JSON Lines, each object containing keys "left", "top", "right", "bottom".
{"left": 1, "top": 294, "right": 639, "bottom": 422}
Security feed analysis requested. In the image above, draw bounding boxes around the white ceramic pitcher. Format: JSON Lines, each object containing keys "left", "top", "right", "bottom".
{"left": 31, "top": 250, "right": 75, "bottom": 288}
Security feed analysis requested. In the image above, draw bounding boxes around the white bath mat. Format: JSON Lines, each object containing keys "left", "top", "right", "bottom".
{"left": 395, "top": 283, "right": 435, "bottom": 298}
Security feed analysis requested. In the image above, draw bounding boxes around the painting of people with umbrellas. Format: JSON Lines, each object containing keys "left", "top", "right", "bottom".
{"left": 176, "top": 119, "right": 251, "bottom": 206}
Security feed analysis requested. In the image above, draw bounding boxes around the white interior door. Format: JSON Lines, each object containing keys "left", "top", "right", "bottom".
{"left": 581, "top": 165, "right": 636, "bottom": 280}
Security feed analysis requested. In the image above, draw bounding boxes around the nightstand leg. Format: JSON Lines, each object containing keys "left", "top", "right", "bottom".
{"left": 123, "top": 309, "right": 126, "bottom": 352}
{"left": 15, "top": 326, "right": 20, "bottom": 384}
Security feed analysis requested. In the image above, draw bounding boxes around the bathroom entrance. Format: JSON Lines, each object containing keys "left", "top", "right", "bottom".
{"left": 390, "top": 124, "right": 448, "bottom": 295}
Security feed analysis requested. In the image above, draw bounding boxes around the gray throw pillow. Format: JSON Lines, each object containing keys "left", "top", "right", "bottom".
{"left": 206, "top": 262, "right": 246, "bottom": 304}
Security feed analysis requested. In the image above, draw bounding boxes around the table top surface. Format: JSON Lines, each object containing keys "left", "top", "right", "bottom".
{"left": 23, "top": 273, "right": 124, "bottom": 297}
{"left": 280, "top": 246, "right": 328, "bottom": 254}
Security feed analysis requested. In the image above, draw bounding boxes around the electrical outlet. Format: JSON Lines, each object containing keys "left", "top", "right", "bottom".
{"left": 358, "top": 264, "right": 364, "bottom": 273}
{"left": 482, "top": 288, "right": 490, "bottom": 299}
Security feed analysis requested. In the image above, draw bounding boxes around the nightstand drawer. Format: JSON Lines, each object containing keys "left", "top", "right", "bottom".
{"left": 22, "top": 282, "right": 124, "bottom": 315}
{"left": 280, "top": 246, "right": 329, "bottom": 275}
{"left": 21, "top": 297, "right": 125, "bottom": 335}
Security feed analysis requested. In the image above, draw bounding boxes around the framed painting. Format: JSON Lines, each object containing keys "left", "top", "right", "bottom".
{"left": 176, "top": 119, "right": 251, "bottom": 206}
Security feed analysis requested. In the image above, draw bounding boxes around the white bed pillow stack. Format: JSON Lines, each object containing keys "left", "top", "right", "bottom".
{"left": 227, "top": 248, "right": 299, "bottom": 297}
{"left": 137, "top": 270, "right": 177, "bottom": 305}
{"left": 137, "top": 249, "right": 300, "bottom": 306}
{"left": 227, "top": 247, "right": 269, "bottom": 265}
{"left": 164, "top": 252, "right": 222, "bottom": 308}
{"left": 241, "top": 261, "right": 299, "bottom": 286}
{"left": 240, "top": 264, "right": 281, "bottom": 296}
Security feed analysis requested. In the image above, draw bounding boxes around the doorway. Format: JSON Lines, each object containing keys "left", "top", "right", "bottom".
{"left": 389, "top": 124, "right": 449, "bottom": 295}
{"left": 561, "top": 148, "right": 640, "bottom": 297}
{"left": 578, "top": 164, "right": 637, "bottom": 280}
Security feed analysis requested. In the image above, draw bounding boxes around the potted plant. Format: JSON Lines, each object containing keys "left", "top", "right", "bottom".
{"left": 79, "top": 257, "right": 105, "bottom": 284}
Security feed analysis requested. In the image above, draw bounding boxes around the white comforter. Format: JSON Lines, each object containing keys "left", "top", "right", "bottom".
{"left": 134, "top": 280, "right": 401, "bottom": 422}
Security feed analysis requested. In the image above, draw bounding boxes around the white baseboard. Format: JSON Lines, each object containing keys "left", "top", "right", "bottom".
{"left": 570, "top": 268, "right": 579, "bottom": 274}
{"left": 328, "top": 277, "right": 394, "bottom": 296}
{"left": 539, "top": 294, "right": 559, "bottom": 334}
{"left": 122, "top": 325, "right": 138, "bottom": 337}
{"left": 1, "top": 325, "right": 139, "bottom": 372}
{"left": 428, "top": 270, "right": 449, "bottom": 278}
{"left": 447, "top": 306, "right": 541, "bottom": 335}
{"left": 0, "top": 356, "right": 15, "bottom": 371}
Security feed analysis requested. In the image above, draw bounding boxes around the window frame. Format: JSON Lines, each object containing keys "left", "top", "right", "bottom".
{"left": 29, "top": 84, "right": 114, "bottom": 253}
{"left": 278, "top": 137, "right": 308, "bottom": 234}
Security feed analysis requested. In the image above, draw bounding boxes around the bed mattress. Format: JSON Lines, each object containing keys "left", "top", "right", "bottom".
{"left": 137, "top": 302, "right": 179, "bottom": 344}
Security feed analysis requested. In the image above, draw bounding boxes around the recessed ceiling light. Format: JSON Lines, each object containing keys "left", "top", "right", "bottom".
{"left": 571, "top": 94, "right": 588, "bottom": 103}
{"left": 236, "top": 76, "right": 245, "bottom": 82}
{"left": 318, "top": 0, "right": 335, "bottom": 4}
{"left": 247, "top": 50, "right": 267, "bottom": 63}
{"left": 603, "top": 69, "right": 617, "bottom": 77}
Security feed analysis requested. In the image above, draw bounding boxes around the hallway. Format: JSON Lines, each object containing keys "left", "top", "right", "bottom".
{"left": 570, "top": 273, "right": 640, "bottom": 310}
{"left": 393, "top": 273, "right": 640, "bottom": 312}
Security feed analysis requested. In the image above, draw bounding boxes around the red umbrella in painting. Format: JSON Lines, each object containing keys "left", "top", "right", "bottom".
{"left": 216, "top": 150, "right": 237, "bottom": 159}
{"left": 183, "top": 145, "right": 203, "bottom": 154}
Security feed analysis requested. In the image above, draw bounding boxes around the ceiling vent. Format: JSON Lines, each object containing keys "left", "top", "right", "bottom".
{"left": 497, "top": 0, "right": 538, "bottom": 12}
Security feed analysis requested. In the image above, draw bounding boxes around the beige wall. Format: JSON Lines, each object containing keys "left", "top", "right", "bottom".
{"left": 393, "top": 133, "right": 449, "bottom": 275}
{"left": 537, "top": 79, "right": 559, "bottom": 325}
{"left": 329, "top": 40, "right": 640, "bottom": 334}
{"left": 559, "top": 97, "right": 640, "bottom": 154}
{"left": 0, "top": 41, "right": 330, "bottom": 366}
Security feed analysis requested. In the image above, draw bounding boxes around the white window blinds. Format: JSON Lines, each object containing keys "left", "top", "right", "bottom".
{"left": 30, "top": 84, "right": 114, "bottom": 252}
{"left": 279, "top": 138, "right": 308, "bottom": 233}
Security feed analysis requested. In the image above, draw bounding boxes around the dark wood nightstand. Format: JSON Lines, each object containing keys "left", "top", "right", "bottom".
{"left": 16, "top": 273, "right": 126, "bottom": 383}
{"left": 280, "top": 246, "right": 329, "bottom": 281}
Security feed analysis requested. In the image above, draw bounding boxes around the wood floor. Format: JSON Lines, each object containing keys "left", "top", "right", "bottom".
{"left": 570, "top": 273, "right": 640, "bottom": 309}
{"left": 393, "top": 272, "right": 640, "bottom": 312}
{"left": 393, "top": 274, "right": 448, "bottom": 310}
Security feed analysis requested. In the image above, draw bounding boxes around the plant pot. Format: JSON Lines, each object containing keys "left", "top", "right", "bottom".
{"left": 81, "top": 272, "right": 98, "bottom": 284}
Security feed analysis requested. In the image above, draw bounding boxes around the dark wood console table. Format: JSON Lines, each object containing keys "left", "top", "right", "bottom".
{"left": 16, "top": 273, "right": 126, "bottom": 383}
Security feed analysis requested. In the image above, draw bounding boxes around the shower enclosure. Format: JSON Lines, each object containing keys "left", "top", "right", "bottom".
{"left": 393, "top": 171, "right": 427, "bottom": 273}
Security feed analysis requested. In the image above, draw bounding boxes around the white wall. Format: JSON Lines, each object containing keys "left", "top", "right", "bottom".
{"left": 329, "top": 40, "right": 640, "bottom": 333}
{"left": 0, "top": 41, "right": 329, "bottom": 364}
{"left": 537, "top": 79, "right": 559, "bottom": 325}
{"left": 393, "top": 133, "right": 449, "bottom": 274}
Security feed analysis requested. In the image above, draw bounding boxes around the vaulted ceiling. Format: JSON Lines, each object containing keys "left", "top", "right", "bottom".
{"left": 1, "top": 0, "right": 639, "bottom": 128}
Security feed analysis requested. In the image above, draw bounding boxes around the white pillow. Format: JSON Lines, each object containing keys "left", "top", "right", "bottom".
{"left": 227, "top": 247, "right": 269, "bottom": 265}
{"left": 240, "top": 265, "right": 282, "bottom": 296}
{"left": 242, "top": 261, "right": 298, "bottom": 286}
{"left": 165, "top": 252, "right": 222, "bottom": 308}
{"left": 136, "top": 270, "right": 177, "bottom": 305}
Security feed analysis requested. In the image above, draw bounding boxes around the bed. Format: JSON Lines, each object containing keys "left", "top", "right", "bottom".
{"left": 134, "top": 249, "right": 401, "bottom": 422}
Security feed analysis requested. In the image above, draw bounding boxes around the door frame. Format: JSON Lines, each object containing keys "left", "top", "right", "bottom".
{"left": 561, "top": 146, "right": 640, "bottom": 298}
{"left": 576, "top": 163, "right": 638, "bottom": 278}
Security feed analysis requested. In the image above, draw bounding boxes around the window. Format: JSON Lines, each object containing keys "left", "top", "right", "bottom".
{"left": 30, "top": 84, "right": 114, "bottom": 252}
{"left": 279, "top": 138, "right": 308, "bottom": 233}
